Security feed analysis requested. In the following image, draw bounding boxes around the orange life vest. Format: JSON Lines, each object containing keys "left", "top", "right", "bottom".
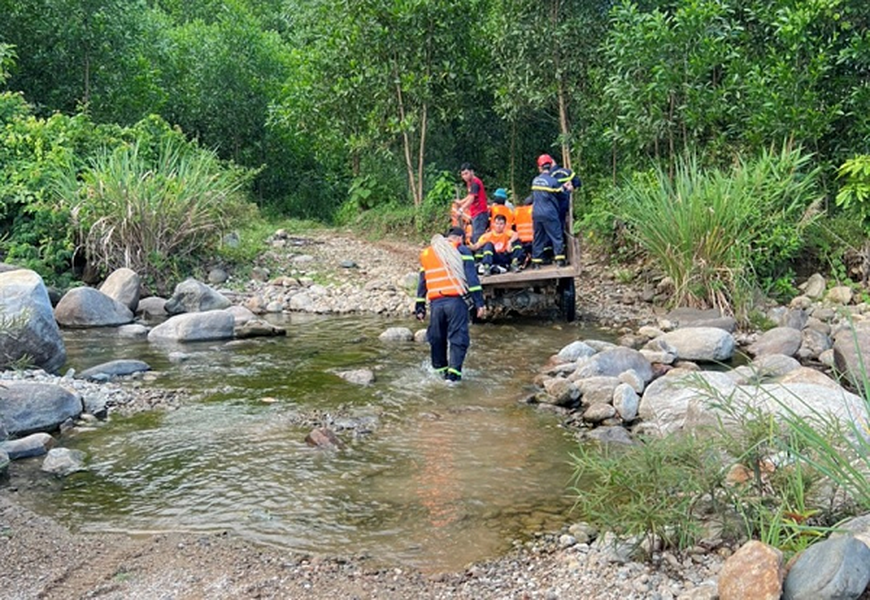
{"left": 477, "top": 230, "right": 515, "bottom": 254}
{"left": 514, "top": 205, "right": 533, "bottom": 243}
{"left": 420, "top": 245, "right": 465, "bottom": 300}
{"left": 489, "top": 204, "right": 514, "bottom": 229}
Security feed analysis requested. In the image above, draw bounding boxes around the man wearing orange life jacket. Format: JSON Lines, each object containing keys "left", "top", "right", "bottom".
{"left": 489, "top": 188, "right": 514, "bottom": 230}
{"left": 512, "top": 196, "right": 534, "bottom": 269}
{"left": 470, "top": 214, "right": 521, "bottom": 274}
{"left": 415, "top": 227, "right": 486, "bottom": 382}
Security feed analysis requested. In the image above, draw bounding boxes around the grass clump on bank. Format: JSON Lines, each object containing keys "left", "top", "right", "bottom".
{"left": 570, "top": 380, "right": 868, "bottom": 559}
{"left": 612, "top": 145, "right": 822, "bottom": 318}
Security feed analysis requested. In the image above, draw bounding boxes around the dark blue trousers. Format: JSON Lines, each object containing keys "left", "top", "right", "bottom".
{"left": 470, "top": 213, "right": 489, "bottom": 244}
{"left": 427, "top": 296, "right": 470, "bottom": 379}
{"left": 532, "top": 216, "right": 565, "bottom": 263}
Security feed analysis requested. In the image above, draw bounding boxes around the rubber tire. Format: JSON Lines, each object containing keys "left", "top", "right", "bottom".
{"left": 558, "top": 278, "right": 576, "bottom": 322}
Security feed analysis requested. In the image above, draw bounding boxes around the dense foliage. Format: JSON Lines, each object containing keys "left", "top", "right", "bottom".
{"left": 1, "top": 0, "right": 870, "bottom": 299}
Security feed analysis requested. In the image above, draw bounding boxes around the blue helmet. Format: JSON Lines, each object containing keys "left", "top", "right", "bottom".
{"left": 493, "top": 188, "right": 508, "bottom": 200}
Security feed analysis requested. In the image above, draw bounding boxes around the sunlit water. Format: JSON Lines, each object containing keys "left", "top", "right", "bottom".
{"left": 13, "top": 313, "right": 610, "bottom": 572}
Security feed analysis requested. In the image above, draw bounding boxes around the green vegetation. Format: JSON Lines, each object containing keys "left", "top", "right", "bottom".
{"left": 0, "top": 0, "right": 868, "bottom": 301}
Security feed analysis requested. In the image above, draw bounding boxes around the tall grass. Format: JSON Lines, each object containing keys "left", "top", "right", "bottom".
{"left": 62, "top": 140, "right": 255, "bottom": 292}
{"left": 615, "top": 145, "right": 822, "bottom": 316}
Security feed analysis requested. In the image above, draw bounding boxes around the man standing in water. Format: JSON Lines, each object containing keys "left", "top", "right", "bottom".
{"left": 415, "top": 227, "right": 486, "bottom": 381}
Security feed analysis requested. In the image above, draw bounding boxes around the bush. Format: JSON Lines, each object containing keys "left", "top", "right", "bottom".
{"left": 613, "top": 145, "right": 822, "bottom": 316}
{"left": 62, "top": 138, "right": 256, "bottom": 293}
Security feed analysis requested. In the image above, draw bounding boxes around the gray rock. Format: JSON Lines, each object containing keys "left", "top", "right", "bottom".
{"left": 54, "top": 287, "right": 134, "bottom": 328}
{"left": 827, "top": 286, "right": 854, "bottom": 306}
{"left": 639, "top": 371, "right": 737, "bottom": 436}
{"left": 117, "top": 324, "right": 148, "bottom": 338}
{"left": 334, "top": 369, "right": 375, "bottom": 385}
{"left": 747, "top": 327, "right": 802, "bottom": 358}
{"left": 573, "top": 347, "right": 654, "bottom": 382}
{"left": 803, "top": 273, "right": 826, "bottom": 300}
{"left": 234, "top": 319, "right": 287, "bottom": 339}
{"left": 618, "top": 369, "right": 646, "bottom": 393}
{"left": 800, "top": 328, "right": 832, "bottom": 360}
{"left": 1, "top": 432, "right": 55, "bottom": 459}
{"left": 752, "top": 354, "right": 801, "bottom": 378}
{"left": 0, "top": 382, "right": 82, "bottom": 436}
{"left": 414, "top": 329, "right": 427, "bottom": 343}
{"left": 831, "top": 514, "right": 870, "bottom": 551}
{"left": 164, "top": 278, "right": 232, "bottom": 315}
{"left": 0, "top": 448, "right": 8, "bottom": 477}
{"left": 78, "top": 359, "right": 151, "bottom": 381}
{"left": 583, "top": 426, "right": 635, "bottom": 446}
{"left": 225, "top": 305, "right": 257, "bottom": 325}
{"left": 207, "top": 268, "right": 228, "bottom": 284}
{"left": 137, "top": 296, "right": 168, "bottom": 319}
{"left": 98, "top": 268, "right": 140, "bottom": 311}
{"left": 833, "top": 329, "right": 870, "bottom": 389}
{"left": 782, "top": 535, "right": 870, "bottom": 600}
{"left": 665, "top": 307, "right": 738, "bottom": 332}
{"left": 41, "top": 447, "right": 87, "bottom": 476}
{"left": 583, "top": 402, "right": 617, "bottom": 423}
{"left": 0, "top": 269, "right": 67, "bottom": 372}
{"left": 656, "top": 327, "right": 735, "bottom": 362}
{"left": 542, "top": 378, "right": 580, "bottom": 406}
{"left": 147, "top": 310, "right": 236, "bottom": 343}
{"left": 557, "top": 340, "right": 597, "bottom": 362}
{"left": 575, "top": 376, "right": 621, "bottom": 405}
{"left": 613, "top": 383, "right": 639, "bottom": 421}
{"left": 305, "top": 427, "right": 344, "bottom": 449}
{"left": 378, "top": 327, "right": 413, "bottom": 342}
{"left": 80, "top": 391, "right": 108, "bottom": 419}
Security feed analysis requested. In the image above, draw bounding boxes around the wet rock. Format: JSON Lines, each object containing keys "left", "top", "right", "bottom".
{"left": 718, "top": 540, "right": 783, "bottom": 600}
{"left": 79, "top": 359, "right": 151, "bottom": 382}
{"left": 147, "top": 310, "right": 235, "bottom": 343}
{"left": 55, "top": 287, "right": 134, "bottom": 328}
{"left": 117, "top": 324, "right": 149, "bottom": 338}
{"left": 234, "top": 319, "right": 287, "bottom": 339}
{"left": 41, "top": 447, "right": 87, "bottom": 476}
{"left": 583, "top": 426, "right": 635, "bottom": 446}
{"left": 305, "top": 427, "right": 345, "bottom": 449}
{"left": 783, "top": 536, "right": 870, "bottom": 600}
{"left": 164, "top": 278, "right": 232, "bottom": 315}
{"left": 334, "top": 369, "right": 375, "bottom": 385}
{"left": 0, "top": 382, "right": 82, "bottom": 436}
{"left": 99, "top": 267, "right": 140, "bottom": 311}
{"left": 414, "top": 329, "right": 427, "bottom": 343}
{"left": 378, "top": 327, "right": 413, "bottom": 342}
{"left": 1, "top": 432, "right": 55, "bottom": 459}
{"left": 225, "top": 305, "right": 257, "bottom": 325}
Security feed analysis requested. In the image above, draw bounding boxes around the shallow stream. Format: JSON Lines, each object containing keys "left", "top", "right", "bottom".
{"left": 18, "top": 314, "right": 608, "bottom": 572}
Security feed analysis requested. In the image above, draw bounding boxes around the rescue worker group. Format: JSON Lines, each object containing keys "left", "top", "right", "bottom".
{"left": 414, "top": 155, "right": 581, "bottom": 382}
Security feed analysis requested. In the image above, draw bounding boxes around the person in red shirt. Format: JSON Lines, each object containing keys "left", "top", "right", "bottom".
{"left": 457, "top": 163, "right": 489, "bottom": 244}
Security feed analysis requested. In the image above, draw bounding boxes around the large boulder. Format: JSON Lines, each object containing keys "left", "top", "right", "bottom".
{"left": 54, "top": 287, "right": 134, "bottom": 328}
{"left": 0, "top": 269, "right": 66, "bottom": 372}
{"left": 747, "top": 327, "right": 802, "bottom": 358}
{"left": 654, "top": 327, "right": 735, "bottom": 362}
{"left": 0, "top": 382, "right": 82, "bottom": 436}
{"left": 99, "top": 267, "right": 140, "bottom": 311}
{"left": 147, "top": 310, "right": 235, "bottom": 343}
{"left": 164, "top": 278, "right": 232, "bottom": 315}
{"left": 640, "top": 370, "right": 869, "bottom": 437}
{"left": 782, "top": 535, "right": 870, "bottom": 600}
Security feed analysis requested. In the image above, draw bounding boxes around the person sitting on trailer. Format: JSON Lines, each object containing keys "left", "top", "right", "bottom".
{"left": 469, "top": 214, "right": 520, "bottom": 275}
{"left": 489, "top": 188, "right": 514, "bottom": 231}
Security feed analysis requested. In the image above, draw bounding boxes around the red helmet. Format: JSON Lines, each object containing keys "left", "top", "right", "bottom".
{"left": 536, "top": 154, "right": 554, "bottom": 168}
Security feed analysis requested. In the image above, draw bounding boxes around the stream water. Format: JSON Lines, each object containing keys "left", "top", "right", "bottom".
{"left": 16, "top": 314, "right": 610, "bottom": 572}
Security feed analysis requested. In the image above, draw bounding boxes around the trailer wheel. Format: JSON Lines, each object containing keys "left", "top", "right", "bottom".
{"left": 558, "top": 278, "right": 576, "bottom": 322}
